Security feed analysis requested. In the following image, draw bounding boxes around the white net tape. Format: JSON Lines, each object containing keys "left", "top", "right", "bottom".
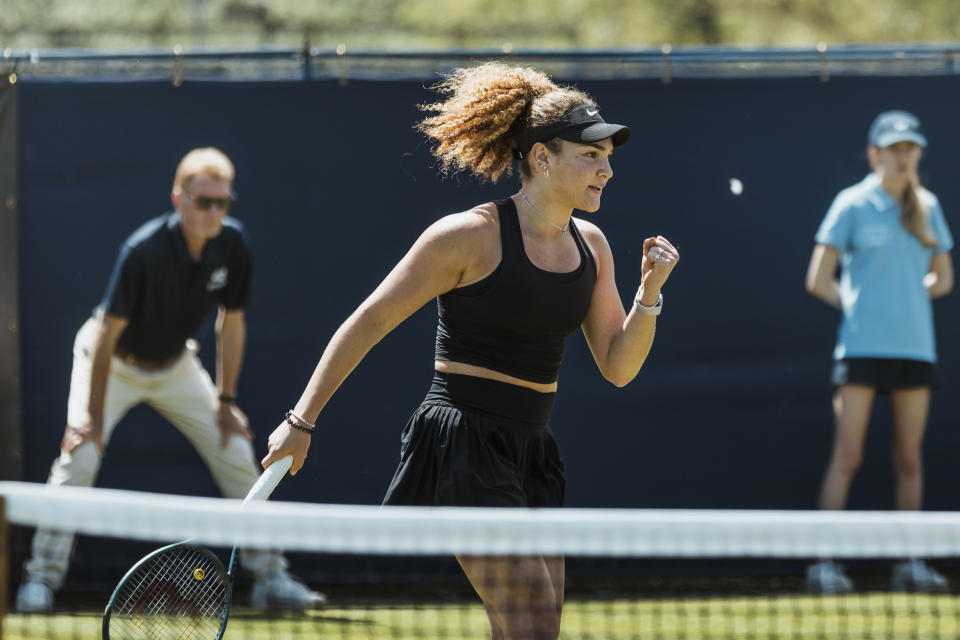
{"left": 4, "top": 480, "right": 960, "bottom": 558}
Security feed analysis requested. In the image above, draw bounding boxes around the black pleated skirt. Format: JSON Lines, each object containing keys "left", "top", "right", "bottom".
{"left": 382, "top": 372, "right": 565, "bottom": 508}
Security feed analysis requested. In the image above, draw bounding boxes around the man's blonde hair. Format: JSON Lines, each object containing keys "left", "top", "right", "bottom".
{"left": 172, "top": 147, "right": 235, "bottom": 192}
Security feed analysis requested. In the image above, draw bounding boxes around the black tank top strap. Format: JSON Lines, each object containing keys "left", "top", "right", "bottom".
{"left": 496, "top": 197, "right": 592, "bottom": 277}
{"left": 494, "top": 198, "right": 522, "bottom": 269}
{"left": 567, "top": 217, "right": 591, "bottom": 269}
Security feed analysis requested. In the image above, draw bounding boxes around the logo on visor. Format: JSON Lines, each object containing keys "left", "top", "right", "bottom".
{"left": 207, "top": 267, "right": 228, "bottom": 291}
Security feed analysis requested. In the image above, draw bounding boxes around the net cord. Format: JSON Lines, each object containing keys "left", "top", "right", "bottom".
{"left": 4, "top": 481, "right": 960, "bottom": 558}
{"left": 1, "top": 496, "right": 7, "bottom": 640}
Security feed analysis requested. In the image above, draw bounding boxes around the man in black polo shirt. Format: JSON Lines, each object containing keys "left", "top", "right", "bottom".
{"left": 16, "top": 147, "right": 325, "bottom": 613}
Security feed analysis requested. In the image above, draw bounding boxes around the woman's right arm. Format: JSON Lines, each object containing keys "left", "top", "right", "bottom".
{"left": 263, "top": 212, "right": 490, "bottom": 473}
{"left": 805, "top": 243, "right": 841, "bottom": 309}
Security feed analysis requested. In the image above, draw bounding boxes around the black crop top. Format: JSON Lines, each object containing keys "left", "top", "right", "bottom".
{"left": 434, "top": 198, "right": 598, "bottom": 384}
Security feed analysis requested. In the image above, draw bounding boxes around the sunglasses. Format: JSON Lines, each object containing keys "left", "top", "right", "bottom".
{"left": 186, "top": 192, "right": 236, "bottom": 211}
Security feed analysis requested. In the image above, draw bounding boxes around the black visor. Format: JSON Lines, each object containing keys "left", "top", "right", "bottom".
{"left": 514, "top": 104, "right": 630, "bottom": 159}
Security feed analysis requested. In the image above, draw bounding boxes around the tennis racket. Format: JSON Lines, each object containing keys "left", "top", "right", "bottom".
{"left": 101, "top": 455, "right": 294, "bottom": 640}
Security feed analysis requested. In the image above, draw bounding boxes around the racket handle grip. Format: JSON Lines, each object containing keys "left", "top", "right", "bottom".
{"left": 243, "top": 455, "right": 294, "bottom": 504}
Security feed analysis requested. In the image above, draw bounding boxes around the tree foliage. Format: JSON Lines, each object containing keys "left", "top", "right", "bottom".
{"left": 1, "top": 0, "right": 959, "bottom": 49}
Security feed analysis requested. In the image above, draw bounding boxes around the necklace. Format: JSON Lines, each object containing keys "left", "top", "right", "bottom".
{"left": 518, "top": 191, "right": 570, "bottom": 238}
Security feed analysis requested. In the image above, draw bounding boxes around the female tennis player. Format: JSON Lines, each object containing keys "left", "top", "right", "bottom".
{"left": 805, "top": 110, "right": 954, "bottom": 594}
{"left": 263, "top": 62, "right": 678, "bottom": 639}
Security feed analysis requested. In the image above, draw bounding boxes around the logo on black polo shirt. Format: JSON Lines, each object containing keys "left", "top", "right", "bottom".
{"left": 207, "top": 267, "right": 228, "bottom": 291}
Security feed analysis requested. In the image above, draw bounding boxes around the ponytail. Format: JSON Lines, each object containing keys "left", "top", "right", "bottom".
{"left": 867, "top": 146, "right": 938, "bottom": 248}
{"left": 900, "top": 182, "right": 939, "bottom": 248}
{"left": 417, "top": 62, "right": 594, "bottom": 183}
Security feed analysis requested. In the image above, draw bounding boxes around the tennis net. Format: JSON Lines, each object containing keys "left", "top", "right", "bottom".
{"left": 3, "top": 480, "right": 960, "bottom": 639}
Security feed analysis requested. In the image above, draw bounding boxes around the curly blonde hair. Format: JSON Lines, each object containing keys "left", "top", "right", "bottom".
{"left": 417, "top": 62, "right": 595, "bottom": 183}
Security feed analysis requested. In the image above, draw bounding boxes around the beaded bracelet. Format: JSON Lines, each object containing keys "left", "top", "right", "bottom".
{"left": 288, "top": 409, "right": 316, "bottom": 428}
{"left": 285, "top": 410, "right": 316, "bottom": 435}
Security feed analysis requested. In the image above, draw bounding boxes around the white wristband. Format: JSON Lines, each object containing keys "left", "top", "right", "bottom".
{"left": 634, "top": 292, "right": 663, "bottom": 316}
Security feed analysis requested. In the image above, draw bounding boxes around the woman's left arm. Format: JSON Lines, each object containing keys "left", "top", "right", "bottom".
{"left": 580, "top": 223, "right": 678, "bottom": 387}
{"left": 925, "top": 252, "right": 954, "bottom": 299}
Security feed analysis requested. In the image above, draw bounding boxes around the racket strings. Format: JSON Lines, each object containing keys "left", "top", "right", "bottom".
{"left": 109, "top": 546, "right": 228, "bottom": 639}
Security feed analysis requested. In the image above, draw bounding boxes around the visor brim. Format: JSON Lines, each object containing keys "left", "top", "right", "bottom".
{"left": 874, "top": 132, "right": 927, "bottom": 148}
{"left": 559, "top": 123, "right": 631, "bottom": 147}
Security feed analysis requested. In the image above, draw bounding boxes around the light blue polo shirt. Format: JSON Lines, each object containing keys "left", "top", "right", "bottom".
{"left": 815, "top": 173, "right": 953, "bottom": 363}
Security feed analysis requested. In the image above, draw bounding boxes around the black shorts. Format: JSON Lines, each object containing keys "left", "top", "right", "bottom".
{"left": 831, "top": 357, "right": 939, "bottom": 393}
{"left": 382, "top": 372, "right": 565, "bottom": 508}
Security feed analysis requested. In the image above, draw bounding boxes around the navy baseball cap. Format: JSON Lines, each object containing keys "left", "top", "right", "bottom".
{"left": 514, "top": 104, "right": 630, "bottom": 159}
{"left": 868, "top": 110, "right": 927, "bottom": 148}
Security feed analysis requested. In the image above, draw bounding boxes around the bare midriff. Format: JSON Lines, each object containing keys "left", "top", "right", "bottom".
{"left": 434, "top": 360, "right": 558, "bottom": 394}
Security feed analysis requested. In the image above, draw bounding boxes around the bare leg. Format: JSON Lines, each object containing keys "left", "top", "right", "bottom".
{"left": 543, "top": 555, "right": 564, "bottom": 625}
{"left": 456, "top": 554, "right": 562, "bottom": 640}
{"left": 817, "top": 385, "right": 875, "bottom": 511}
{"left": 889, "top": 387, "right": 931, "bottom": 511}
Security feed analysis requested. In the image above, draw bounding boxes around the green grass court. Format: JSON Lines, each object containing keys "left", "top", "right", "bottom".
{"left": 6, "top": 593, "right": 960, "bottom": 639}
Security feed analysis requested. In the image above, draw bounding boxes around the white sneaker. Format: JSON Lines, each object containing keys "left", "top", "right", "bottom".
{"left": 250, "top": 570, "right": 327, "bottom": 611}
{"left": 16, "top": 580, "right": 54, "bottom": 612}
{"left": 806, "top": 560, "right": 853, "bottom": 594}
{"left": 891, "top": 559, "right": 949, "bottom": 592}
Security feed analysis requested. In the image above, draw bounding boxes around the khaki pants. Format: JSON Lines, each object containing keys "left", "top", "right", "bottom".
{"left": 24, "top": 317, "right": 286, "bottom": 589}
